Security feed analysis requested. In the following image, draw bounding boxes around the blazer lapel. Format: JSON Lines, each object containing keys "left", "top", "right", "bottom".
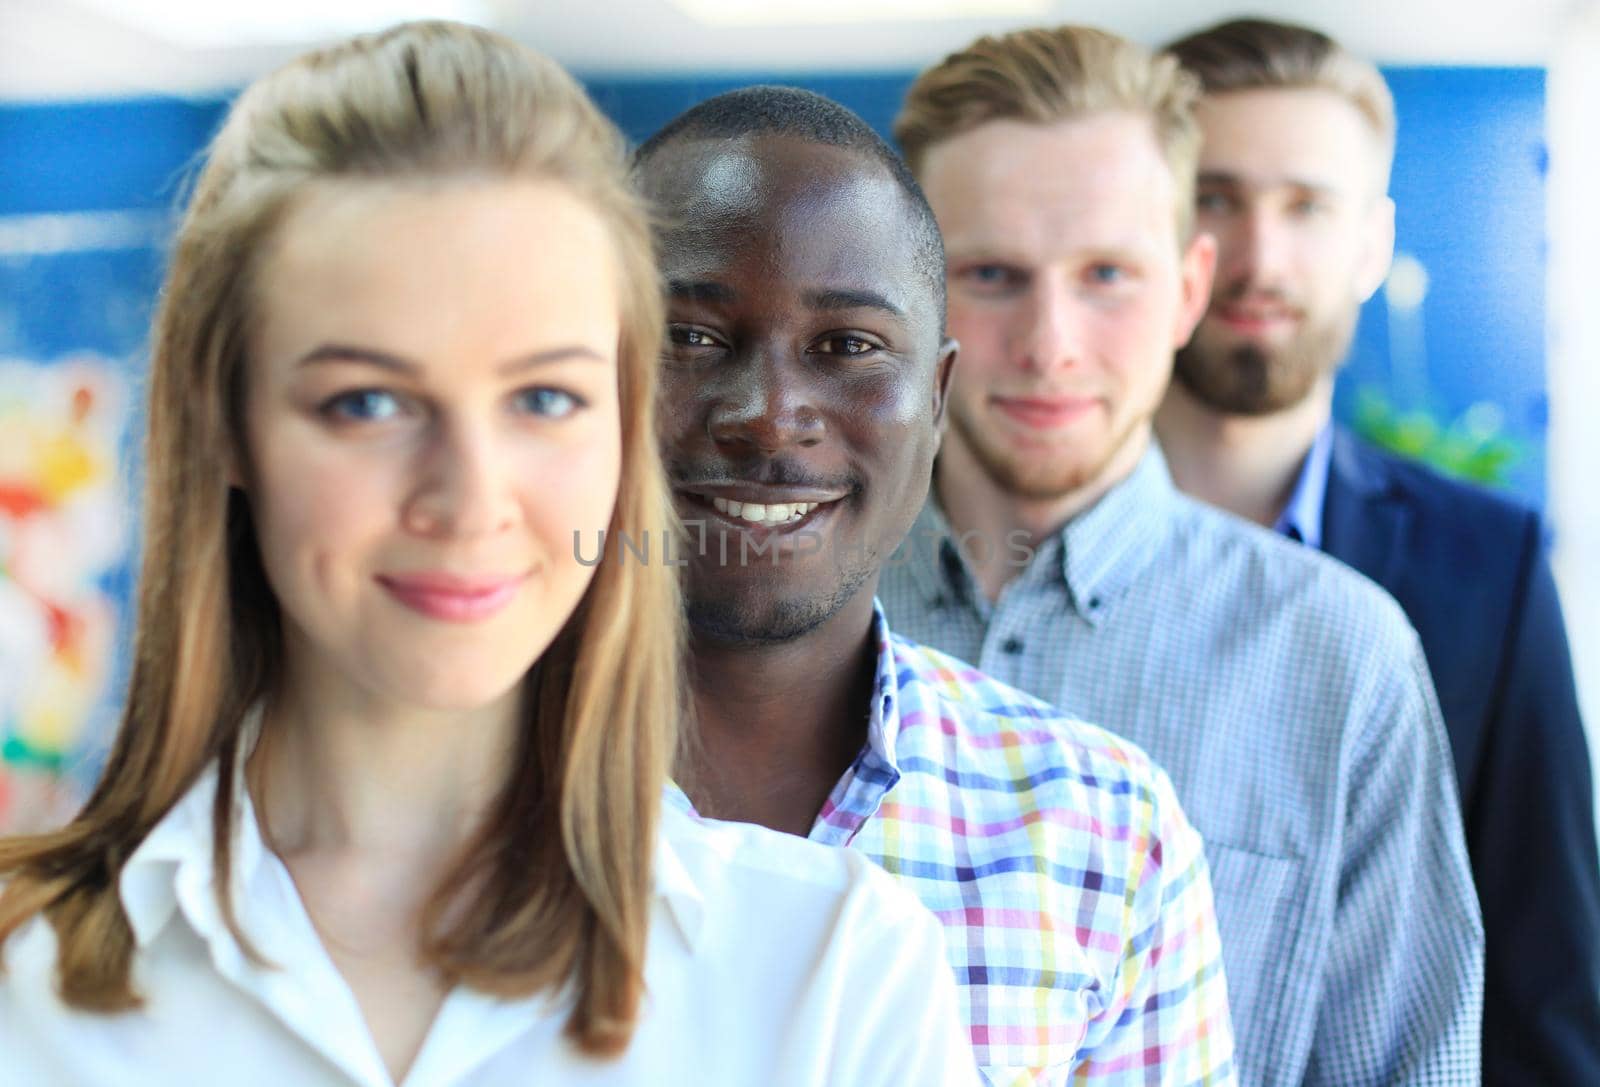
{"left": 1321, "top": 426, "right": 1411, "bottom": 592}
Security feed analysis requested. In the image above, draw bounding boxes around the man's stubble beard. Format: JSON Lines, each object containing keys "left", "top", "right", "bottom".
{"left": 682, "top": 548, "right": 877, "bottom": 648}
{"left": 1174, "top": 296, "right": 1359, "bottom": 416}
{"left": 945, "top": 389, "right": 1150, "bottom": 504}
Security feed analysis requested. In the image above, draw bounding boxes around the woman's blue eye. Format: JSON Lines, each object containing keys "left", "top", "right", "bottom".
{"left": 323, "top": 389, "right": 401, "bottom": 422}
{"left": 518, "top": 387, "right": 581, "bottom": 418}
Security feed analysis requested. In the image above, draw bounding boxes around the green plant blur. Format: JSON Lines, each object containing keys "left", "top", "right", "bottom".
{"left": 1351, "top": 386, "right": 1522, "bottom": 487}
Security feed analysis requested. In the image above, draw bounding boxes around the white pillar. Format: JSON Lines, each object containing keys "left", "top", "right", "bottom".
{"left": 1546, "top": 0, "right": 1600, "bottom": 835}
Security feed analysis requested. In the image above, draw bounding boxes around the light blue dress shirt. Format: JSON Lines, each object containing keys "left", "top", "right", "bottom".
{"left": 1272, "top": 421, "right": 1335, "bottom": 548}
{"left": 879, "top": 446, "right": 1483, "bottom": 1087}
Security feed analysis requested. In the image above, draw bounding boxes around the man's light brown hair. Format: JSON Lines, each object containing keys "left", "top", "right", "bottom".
{"left": 894, "top": 26, "right": 1203, "bottom": 236}
{"left": 1165, "top": 18, "right": 1396, "bottom": 187}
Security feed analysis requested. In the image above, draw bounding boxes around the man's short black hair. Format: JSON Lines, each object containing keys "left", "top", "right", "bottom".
{"left": 635, "top": 85, "right": 947, "bottom": 332}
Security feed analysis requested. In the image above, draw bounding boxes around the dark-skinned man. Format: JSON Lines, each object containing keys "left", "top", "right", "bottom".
{"left": 635, "top": 87, "right": 1235, "bottom": 1085}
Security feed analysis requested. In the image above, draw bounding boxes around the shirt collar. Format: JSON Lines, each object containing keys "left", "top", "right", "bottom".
{"left": 1273, "top": 421, "right": 1334, "bottom": 549}
{"left": 663, "top": 604, "right": 905, "bottom": 807}
{"left": 120, "top": 711, "right": 709, "bottom": 958}
{"left": 119, "top": 712, "right": 268, "bottom": 950}
{"left": 651, "top": 804, "right": 708, "bottom": 955}
{"left": 864, "top": 602, "right": 904, "bottom": 769}
{"left": 914, "top": 444, "right": 1178, "bottom": 626}
{"left": 1051, "top": 445, "right": 1178, "bottom": 622}
{"left": 898, "top": 498, "right": 962, "bottom": 611}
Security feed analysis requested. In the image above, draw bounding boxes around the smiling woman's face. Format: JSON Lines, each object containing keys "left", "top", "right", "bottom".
{"left": 242, "top": 177, "right": 622, "bottom": 716}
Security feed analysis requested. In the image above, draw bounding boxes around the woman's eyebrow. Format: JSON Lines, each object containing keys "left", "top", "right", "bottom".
{"left": 295, "top": 343, "right": 608, "bottom": 377}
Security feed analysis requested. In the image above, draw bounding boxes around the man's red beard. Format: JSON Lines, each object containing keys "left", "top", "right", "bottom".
{"left": 1175, "top": 285, "right": 1360, "bottom": 416}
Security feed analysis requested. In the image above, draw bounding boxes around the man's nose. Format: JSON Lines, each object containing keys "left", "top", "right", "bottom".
{"left": 1015, "top": 278, "right": 1083, "bottom": 376}
{"left": 401, "top": 417, "right": 518, "bottom": 539}
{"left": 705, "top": 346, "right": 826, "bottom": 453}
{"left": 1230, "top": 207, "right": 1290, "bottom": 287}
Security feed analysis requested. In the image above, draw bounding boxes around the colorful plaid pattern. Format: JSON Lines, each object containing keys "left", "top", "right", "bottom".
{"left": 671, "top": 609, "right": 1236, "bottom": 1086}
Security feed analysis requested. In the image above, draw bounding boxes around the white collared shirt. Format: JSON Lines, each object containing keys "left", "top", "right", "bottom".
{"left": 0, "top": 759, "right": 979, "bottom": 1087}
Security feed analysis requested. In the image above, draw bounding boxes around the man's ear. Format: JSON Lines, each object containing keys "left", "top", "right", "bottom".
{"left": 932, "top": 336, "right": 958, "bottom": 431}
{"left": 1354, "top": 195, "right": 1396, "bottom": 304}
{"left": 1174, "top": 230, "right": 1218, "bottom": 349}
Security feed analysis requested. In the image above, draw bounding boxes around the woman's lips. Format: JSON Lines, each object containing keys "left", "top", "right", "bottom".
{"left": 992, "top": 394, "right": 1097, "bottom": 429}
{"left": 376, "top": 572, "right": 526, "bottom": 622}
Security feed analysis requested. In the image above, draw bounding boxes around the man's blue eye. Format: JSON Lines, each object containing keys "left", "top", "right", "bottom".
{"left": 324, "top": 389, "right": 401, "bottom": 422}
{"left": 518, "top": 387, "right": 581, "bottom": 418}
{"left": 1088, "top": 264, "right": 1125, "bottom": 284}
{"left": 971, "top": 265, "right": 1013, "bottom": 284}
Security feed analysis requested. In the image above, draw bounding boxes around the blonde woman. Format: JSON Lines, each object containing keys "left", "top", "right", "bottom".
{"left": 0, "top": 22, "right": 975, "bottom": 1087}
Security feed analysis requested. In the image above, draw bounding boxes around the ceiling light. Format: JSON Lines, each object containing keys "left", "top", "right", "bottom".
{"left": 670, "top": 0, "right": 1052, "bottom": 26}
{"left": 71, "top": 0, "right": 496, "bottom": 49}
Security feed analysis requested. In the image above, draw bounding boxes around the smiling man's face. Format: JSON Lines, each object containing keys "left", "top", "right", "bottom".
{"left": 641, "top": 133, "right": 951, "bottom": 646}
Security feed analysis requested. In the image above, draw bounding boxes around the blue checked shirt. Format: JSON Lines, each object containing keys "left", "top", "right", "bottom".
{"left": 670, "top": 606, "right": 1236, "bottom": 1085}
{"left": 879, "top": 447, "right": 1484, "bottom": 1087}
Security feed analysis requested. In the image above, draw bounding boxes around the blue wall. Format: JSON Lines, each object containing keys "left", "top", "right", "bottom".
{"left": 583, "top": 67, "right": 1551, "bottom": 503}
{"left": 0, "top": 66, "right": 1552, "bottom": 807}
{"left": 6, "top": 67, "right": 1546, "bottom": 496}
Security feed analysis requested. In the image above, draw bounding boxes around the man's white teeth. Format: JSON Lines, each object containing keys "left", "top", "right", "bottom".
{"left": 710, "top": 497, "right": 818, "bottom": 525}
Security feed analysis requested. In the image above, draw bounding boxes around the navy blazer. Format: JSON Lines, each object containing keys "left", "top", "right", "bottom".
{"left": 1322, "top": 426, "right": 1600, "bottom": 1085}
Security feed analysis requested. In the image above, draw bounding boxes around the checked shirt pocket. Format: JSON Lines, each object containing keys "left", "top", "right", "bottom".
{"left": 1203, "top": 841, "right": 1307, "bottom": 1082}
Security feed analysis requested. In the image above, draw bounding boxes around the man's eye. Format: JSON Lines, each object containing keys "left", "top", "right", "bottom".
{"left": 814, "top": 335, "right": 877, "bottom": 357}
{"left": 668, "top": 326, "right": 720, "bottom": 348}
{"left": 1086, "top": 263, "right": 1127, "bottom": 285}
{"left": 320, "top": 389, "right": 403, "bottom": 423}
{"left": 1196, "top": 191, "right": 1234, "bottom": 214}
{"left": 516, "top": 387, "right": 583, "bottom": 418}
{"left": 962, "top": 264, "right": 1024, "bottom": 290}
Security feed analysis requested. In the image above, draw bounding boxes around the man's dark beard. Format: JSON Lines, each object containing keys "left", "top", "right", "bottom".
{"left": 1174, "top": 302, "right": 1358, "bottom": 416}
{"left": 683, "top": 551, "right": 876, "bottom": 647}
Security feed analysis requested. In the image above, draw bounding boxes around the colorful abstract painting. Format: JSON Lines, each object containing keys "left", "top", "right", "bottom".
{"left": 0, "top": 354, "right": 131, "bottom": 831}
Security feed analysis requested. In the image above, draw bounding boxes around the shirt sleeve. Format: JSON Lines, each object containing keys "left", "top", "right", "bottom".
{"left": 887, "top": 901, "right": 986, "bottom": 1087}
{"left": 816, "top": 873, "right": 984, "bottom": 1087}
{"left": 1306, "top": 633, "right": 1484, "bottom": 1086}
{"left": 1070, "top": 770, "right": 1238, "bottom": 1086}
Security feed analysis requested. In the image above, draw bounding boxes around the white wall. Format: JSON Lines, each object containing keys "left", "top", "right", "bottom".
{"left": 1547, "top": 1, "right": 1600, "bottom": 829}
{"left": 0, "top": 0, "right": 1575, "bottom": 101}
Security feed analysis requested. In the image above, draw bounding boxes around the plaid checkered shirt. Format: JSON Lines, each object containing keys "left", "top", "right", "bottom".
{"left": 669, "top": 606, "right": 1236, "bottom": 1086}
{"left": 879, "top": 447, "right": 1484, "bottom": 1086}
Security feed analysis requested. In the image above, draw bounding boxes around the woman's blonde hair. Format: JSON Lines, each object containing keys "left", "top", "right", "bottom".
{"left": 0, "top": 20, "right": 682, "bottom": 1057}
{"left": 895, "top": 26, "right": 1202, "bottom": 237}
